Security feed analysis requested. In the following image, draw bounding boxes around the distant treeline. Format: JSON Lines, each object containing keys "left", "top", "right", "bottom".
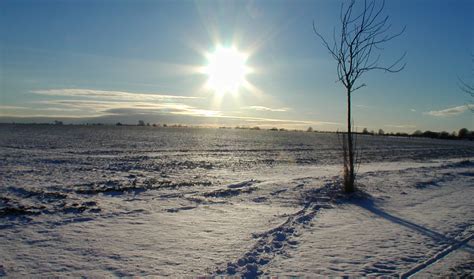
{"left": 230, "top": 126, "right": 474, "bottom": 140}
{"left": 119, "top": 121, "right": 187, "bottom": 128}
{"left": 4, "top": 121, "right": 473, "bottom": 140}
{"left": 357, "top": 127, "right": 473, "bottom": 140}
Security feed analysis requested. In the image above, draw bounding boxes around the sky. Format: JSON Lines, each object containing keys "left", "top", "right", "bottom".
{"left": 0, "top": 0, "right": 473, "bottom": 132}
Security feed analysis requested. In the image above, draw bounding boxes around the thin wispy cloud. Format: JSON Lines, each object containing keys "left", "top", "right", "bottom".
{"left": 0, "top": 105, "right": 31, "bottom": 110}
{"left": 0, "top": 103, "right": 103, "bottom": 118}
{"left": 171, "top": 109, "right": 222, "bottom": 117}
{"left": 30, "top": 98, "right": 335, "bottom": 126}
{"left": 36, "top": 99, "right": 219, "bottom": 117}
{"left": 354, "top": 104, "right": 372, "bottom": 109}
{"left": 220, "top": 114, "right": 340, "bottom": 126}
{"left": 385, "top": 124, "right": 416, "bottom": 129}
{"left": 241, "top": 117, "right": 338, "bottom": 126}
{"left": 425, "top": 104, "right": 474, "bottom": 117}
{"left": 243, "top": 106, "right": 289, "bottom": 112}
{"left": 31, "top": 88, "right": 198, "bottom": 101}
{"left": 28, "top": 89, "right": 219, "bottom": 118}
{"left": 38, "top": 100, "right": 192, "bottom": 111}
{"left": 0, "top": 88, "right": 338, "bottom": 127}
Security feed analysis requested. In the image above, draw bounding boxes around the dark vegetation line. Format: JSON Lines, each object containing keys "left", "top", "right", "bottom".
{"left": 1, "top": 122, "right": 473, "bottom": 141}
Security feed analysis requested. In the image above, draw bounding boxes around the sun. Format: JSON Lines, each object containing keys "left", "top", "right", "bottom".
{"left": 203, "top": 46, "right": 251, "bottom": 94}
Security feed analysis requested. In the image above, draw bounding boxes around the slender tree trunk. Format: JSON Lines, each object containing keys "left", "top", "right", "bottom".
{"left": 313, "top": 0, "right": 405, "bottom": 193}
{"left": 346, "top": 89, "right": 355, "bottom": 192}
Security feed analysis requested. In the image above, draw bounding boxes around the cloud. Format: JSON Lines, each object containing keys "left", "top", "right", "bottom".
{"left": 0, "top": 105, "right": 30, "bottom": 110}
{"left": 0, "top": 104, "right": 85, "bottom": 117}
{"left": 218, "top": 114, "right": 339, "bottom": 126}
{"left": 425, "top": 104, "right": 474, "bottom": 117}
{"left": 102, "top": 105, "right": 328, "bottom": 125}
{"left": 354, "top": 104, "right": 372, "bottom": 109}
{"left": 385, "top": 124, "right": 416, "bottom": 129}
{"left": 243, "top": 106, "right": 289, "bottom": 112}
{"left": 171, "top": 109, "right": 222, "bottom": 117}
{"left": 410, "top": 108, "right": 416, "bottom": 112}
{"left": 1, "top": 87, "right": 338, "bottom": 128}
{"left": 39, "top": 99, "right": 189, "bottom": 110}
{"left": 36, "top": 99, "right": 222, "bottom": 118}
{"left": 29, "top": 87, "right": 221, "bottom": 118}
{"left": 32, "top": 99, "right": 335, "bottom": 126}
{"left": 31, "top": 88, "right": 198, "bottom": 101}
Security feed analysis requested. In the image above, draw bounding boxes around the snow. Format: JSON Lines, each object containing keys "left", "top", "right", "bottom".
{"left": 264, "top": 160, "right": 474, "bottom": 277}
{"left": 0, "top": 124, "right": 473, "bottom": 277}
{"left": 413, "top": 241, "right": 474, "bottom": 278}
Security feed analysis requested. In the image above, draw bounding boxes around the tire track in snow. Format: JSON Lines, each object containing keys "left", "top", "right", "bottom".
{"left": 400, "top": 233, "right": 474, "bottom": 278}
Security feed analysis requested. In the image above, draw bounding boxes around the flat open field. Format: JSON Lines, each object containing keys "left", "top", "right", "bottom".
{"left": 1, "top": 124, "right": 473, "bottom": 277}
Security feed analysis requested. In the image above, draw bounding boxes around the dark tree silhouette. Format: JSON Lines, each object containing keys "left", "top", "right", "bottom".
{"left": 459, "top": 54, "right": 474, "bottom": 98}
{"left": 458, "top": 54, "right": 474, "bottom": 113}
{"left": 313, "top": 0, "right": 405, "bottom": 192}
{"left": 459, "top": 78, "right": 474, "bottom": 97}
{"left": 458, "top": 128, "right": 469, "bottom": 139}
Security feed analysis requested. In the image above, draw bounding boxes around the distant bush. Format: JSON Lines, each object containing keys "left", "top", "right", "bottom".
{"left": 413, "top": 130, "right": 423, "bottom": 136}
{"left": 458, "top": 128, "right": 469, "bottom": 138}
{"left": 408, "top": 128, "right": 473, "bottom": 140}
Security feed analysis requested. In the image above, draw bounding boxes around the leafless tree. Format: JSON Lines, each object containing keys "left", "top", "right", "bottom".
{"left": 459, "top": 78, "right": 474, "bottom": 97}
{"left": 459, "top": 54, "right": 474, "bottom": 102}
{"left": 313, "top": 0, "right": 406, "bottom": 193}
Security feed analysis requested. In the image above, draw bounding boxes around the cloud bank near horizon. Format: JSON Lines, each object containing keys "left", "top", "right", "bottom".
{"left": 1, "top": 88, "right": 338, "bottom": 128}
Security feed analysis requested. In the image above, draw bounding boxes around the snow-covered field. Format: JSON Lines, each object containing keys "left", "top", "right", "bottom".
{"left": 1, "top": 124, "right": 473, "bottom": 277}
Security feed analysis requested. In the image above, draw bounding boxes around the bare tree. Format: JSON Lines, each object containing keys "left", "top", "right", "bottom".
{"left": 313, "top": 0, "right": 405, "bottom": 193}
{"left": 458, "top": 54, "right": 474, "bottom": 101}
{"left": 459, "top": 77, "right": 474, "bottom": 97}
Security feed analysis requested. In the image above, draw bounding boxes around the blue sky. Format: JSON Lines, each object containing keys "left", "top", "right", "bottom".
{"left": 0, "top": 0, "right": 472, "bottom": 132}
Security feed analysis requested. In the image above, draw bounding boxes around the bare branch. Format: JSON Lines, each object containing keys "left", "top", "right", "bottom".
{"left": 312, "top": 20, "right": 338, "bottom": 60}
{"left": 313, "top": 0, "right": 406, "bottom": 92}
{"left": 458, "top": 76, "right": 474, "bottom": 97}
{"left": 352, "top": 83, "right": 366, "bottom": 92}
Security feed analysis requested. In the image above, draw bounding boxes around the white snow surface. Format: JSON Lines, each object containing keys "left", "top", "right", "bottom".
{"left": 0, "top": 125, "right": 473, "bottom": 277}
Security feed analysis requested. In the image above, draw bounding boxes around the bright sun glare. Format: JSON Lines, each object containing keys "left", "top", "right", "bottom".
{"left": 203, "top": 46, "right": 251, "bottom": 95}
